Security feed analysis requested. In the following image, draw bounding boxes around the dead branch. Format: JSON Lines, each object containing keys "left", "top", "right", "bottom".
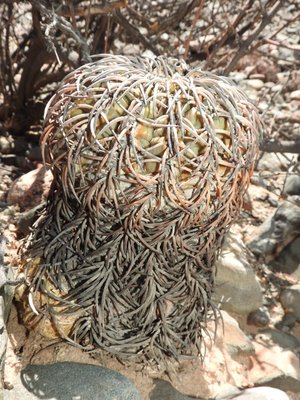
{"left": 28, "top": 0, "right": 92, "bottom": 63}
{"left": 58, "top": 1, "right": 127, "bottom": 17}
{"left": 260, "top": 139, "right": 300, "bottom": 154}
{"left": 224, "top": 0, "right": 286, "bottom": 74}
{"left": 183, "top": 0, "right": 205, "bottom": 60}
{"left": 112, "top": 9, "right": 158, "bottom": 54}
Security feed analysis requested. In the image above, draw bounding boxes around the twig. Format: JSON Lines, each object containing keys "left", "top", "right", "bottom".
{"left": 183, "top": 0, "right": 205, "bottom": 60}
{"left": 264, "top": 38, "right": 300, "bottom": 52}
{"left": 260, "top": 139, "right": 300, "bottom": 154}
{"left": 224, "top": 0, "right": 286, "bottom": 74}
{"left": 112, "top": 9, "right": 158, "bottom": 54}
{"left": 28, "top": 0, "right": 92, "bottom": 63}
{"left": 58, "top": 1, "right": 127, "bottom": 17}
{"left": 204, "top": 0, "right": 255, "bottom": 68}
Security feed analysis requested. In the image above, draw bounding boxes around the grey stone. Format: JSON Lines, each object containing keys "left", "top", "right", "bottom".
{"left": 275, "top": 312, "right": 297, "bottom": 330}
{"left": 270, "top": 236, "right": 300, "bottom": 278}
{"left": 280, "top": 284, "right": 300, "bottom": 321}
{"left": 261, "top": 376, "right": 300, "bottom": 393}
{"left": 1, "top": 236, "right": 16, "bottom": 399}
{"left": 283, "top": 174, "right": 300, "bottom": 195}
{"left": 149, "top": 379, "right": 201, "bottom": 400}
{"left": 255, "top": 328, "right": 300, "bottom": 349}
{"left": 241, "top": 79, "right": 264, "bottom": 90}
{"left": 214, "top": 232, "right": 263, "bottom": 314}
{"left": 222, "top": 386, "right": 289, "bottom": 400}
{"left": 248, "top": 202, "right": 300, "bottom": 262}
{"left": 4, "top": 362, "right": 142, "bottom": 400}
{"left": 247, "top": 307, "right": 270, "bottom": 327}
{"left": 257, "top": 153, "right": 297, "bottom": 172}
{"left": 221, "top": 311, "right": 254, "bottom": 357}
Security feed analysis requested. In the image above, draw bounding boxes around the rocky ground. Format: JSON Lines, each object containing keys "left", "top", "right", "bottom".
{"left": 1, "top": 6, "right": 300, "bottom": 399}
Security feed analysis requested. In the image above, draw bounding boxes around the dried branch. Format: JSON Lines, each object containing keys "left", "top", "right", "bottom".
{"left": 183, "top": 0, "right": 205, "bottom": 60}
{"left": 58, "top": 0, "right": 127, "bottom": 17}
{"left": 224, "top": 0, "right": 287, "bottom": 74}
{"left": 260, "top": 139, "right": 300, "bottom": 154}
{"left": 112, "top": 9, "right": 158, "bottom": 54}
{"left": 28, "top": 0, "right": 92, "bottom": 63}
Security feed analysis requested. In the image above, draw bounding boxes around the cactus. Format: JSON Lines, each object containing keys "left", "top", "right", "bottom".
{"left": 19, "top": 55, "right": 261, "bottom": 363}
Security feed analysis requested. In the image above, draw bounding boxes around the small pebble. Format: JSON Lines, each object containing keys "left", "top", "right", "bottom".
{"left": 247, "top": 307, "right": 270, "bottom": 327}
{"left": 290, "top": 90, "right": 300, "bottom": 100}
{"left": 275, "top": 312, "right": 297, "bottom": 330}
{"left": 242, "top": 79, "right": 264, "bottom": 90}
{"left": 283, "top": 174, "right": 300, "bottom": 196}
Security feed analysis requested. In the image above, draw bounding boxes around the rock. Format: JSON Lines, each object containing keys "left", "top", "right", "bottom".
{"left": 26, "top": 146, "right": 42, "bottom": 162}
{"left": 4, "top": 362, "right": 142, "bottom": 400}
{"left": 270, "top": 236, "right": 300, "bottom": 279}
{"left": 215, "top": 385, "right": 241, "bottom": 399}
{"left": 223, "top": 386, "right": 289, "bottom": 400}
{"left": 141, "top": 49, "right": 156, "bottom": 59}
{"left": 0, "top": 154, "right": 32, "bottom": 170}
{"left": 122, "top": 44, "right": 140, "bottom": 55}
{"left": 241, "top": 79, "right": 264, "bottom": 90}
{"left": 0, "top": 137, "right": 11, "bottom": 154}
{"left": 283, "top": 174, "right": 300, "bottom": 195}
{"left": 16, "top": 203, "right": 46, "bottom": 237}
{"left": 275, "top": 312, "right": 297, "bottom": 330}
{"left": 255, "top": 328, "right": 300, "bottom": 349}
{"left": 248, "top": 202, "right": 300, "bottom": 262}
{"left": 229, "top": 72, "right": 247, "bottom": 83}
{"left": 290, "top": 90, "right": 300, "bottom": 100}
{"left": 271, "top": 84, "right": 283, "bottom": 92}
{"left": 0, "top": 238, "right": 16, "bottom": 400}
{"left": 150, "top": 379, "right": 200, "bottom": 400}
{"left": 7, "top": 166, "right": 52, "bottom": 211}
{"left": 280, "top": 284, "right": 300, "bottom": 321}
{"left": 214, "top": 232, "right": 263, "bottom": 314}
{"left": 247, "top": 307, "right": 270, "bottom": 327}
{"left": 160, "top": 33, "right": 169, "bottom": 41}
{"left": 257, "top": 153, "right": 297, "bottom": 172}
{"left": 249, "top": 341, "right": 300, "bottom": 392}
{"left": 221, "top": 312, "right": 254, "bottom": 357}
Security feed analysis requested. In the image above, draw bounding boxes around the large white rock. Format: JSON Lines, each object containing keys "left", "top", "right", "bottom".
{"left": 214, "top": 232, "right": 263, "bottom": 315}
{"left": 248, "top": 341, "right": 300, "bottom": 392}
{"left": 220, "top": 311, "right": 254, "bottom": 357}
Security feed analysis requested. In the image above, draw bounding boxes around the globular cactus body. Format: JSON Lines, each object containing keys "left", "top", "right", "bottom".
{"left": 19, "top": 55, "right": 261, "bottom": 362}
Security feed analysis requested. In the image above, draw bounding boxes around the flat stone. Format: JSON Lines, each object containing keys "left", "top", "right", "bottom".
{"left": 290, "top": 90, "right": 300, "bottom": 100}
{"left": 221, "top": 312, "right": 254, "bottom": 357}
{"left": 3, "top": 362, "right": 142, "bottom": 400}
{"left": 280, "top": 284, "right": 300, "bottom": 321}
{"left": 247, "top": 307, "right": 270, "bottom": 327}
{"left": 270, "top": 236, "right": 300, "bottom": 279}
{"left": 0, "top": 247, "right": 16, "bottom": 400}
{"left": 283, "top": 174, "right": 300, "bottom": 195}
{"left": 257, "top": 153, "right": 297, "bottom": 172}
{"left": 241, "top": 79, "right": 264, "bottom": 90}
{"left": 249, "top": 341, "right": 300, "bottom": 392}
{"left": 223, "top": 386, "right": 289, "bottom": 400}
{"left": 214, "top": 232, "right": 263, "bottom": 314}
{"left": 150, "top": 379, "right": 201, "bottom": 400}
{"left": 255, "top": 328, "right": 300, "bottom": 349}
